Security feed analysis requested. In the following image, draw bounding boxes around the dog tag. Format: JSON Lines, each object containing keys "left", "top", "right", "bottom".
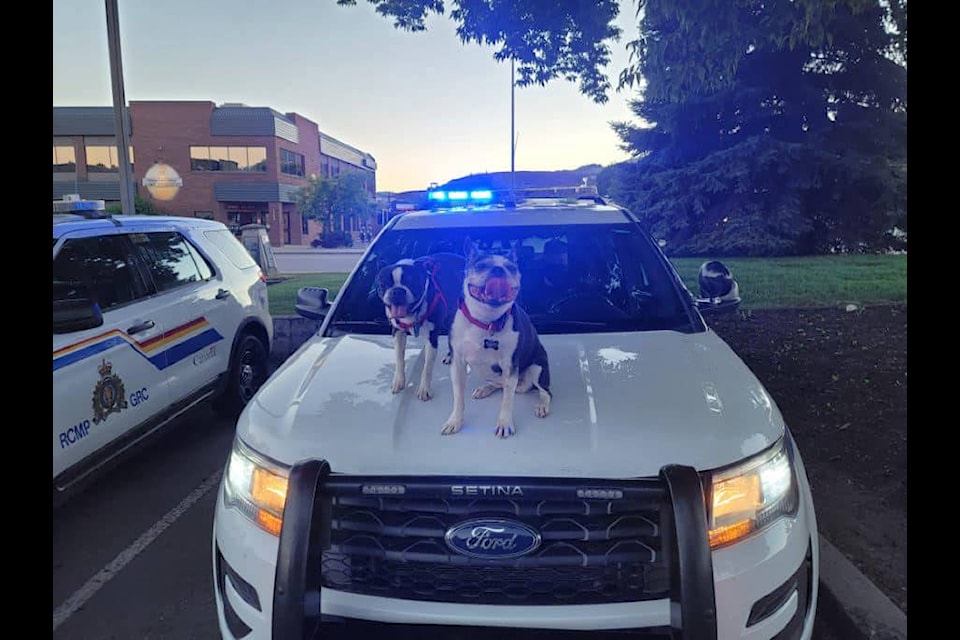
{"left": 483, "top": 339, "right": 499, "bottom": 350}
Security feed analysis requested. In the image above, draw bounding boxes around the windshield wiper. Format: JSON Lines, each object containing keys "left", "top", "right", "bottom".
{"left": 325, "top": 320, "right": 391, "bottom": 334}
{"left": 529, "top": 319, "right": 608, "bottom": 329}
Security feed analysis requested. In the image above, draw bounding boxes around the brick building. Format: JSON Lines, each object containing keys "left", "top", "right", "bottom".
{"left": 52, "top": 101, "right": 376, "bottom": 247}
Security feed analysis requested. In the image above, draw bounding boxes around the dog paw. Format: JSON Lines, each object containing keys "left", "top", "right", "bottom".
{"left": 391, "top": 375, "right": 406, "bottom": 394}
{"left": 494, "top": 422, "right": 515, "bottom": 438}
{"left": 472, "top": 383, "right": 498, "bottom": 399}
{"left": 442, "top": 353, "right": 452, "bottom": 365}
{"left": 441, "top": 417, "right": 463, "bottom": 435}
{"left": 416, "top": 385, "right": 433, "bottom": 401}
{"left": 536, "top": 392, "right": 551, "bottom": 418}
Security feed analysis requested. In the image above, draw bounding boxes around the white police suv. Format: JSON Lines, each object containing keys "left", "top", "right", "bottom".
{"left": 54, "top": 212, "right": 273, "bottom": 500}
{"left": 212, "top": 192, "right": 819, "bottom": 639}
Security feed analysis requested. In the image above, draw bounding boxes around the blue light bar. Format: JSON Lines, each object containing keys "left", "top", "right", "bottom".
{"left": 426, "top": 189, "right": 495, "bottom": 206}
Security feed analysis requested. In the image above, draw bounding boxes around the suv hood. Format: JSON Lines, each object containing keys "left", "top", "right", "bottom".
{"left": 240, "top": 330, "right": 785, "bottom": 478}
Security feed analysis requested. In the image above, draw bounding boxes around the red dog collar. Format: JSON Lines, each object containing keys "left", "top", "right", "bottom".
{"left": 394, "top": 260, "right": 450, "bottom": 337}
{"left": 458, "top": 298, "right": 510, "bottom": 334}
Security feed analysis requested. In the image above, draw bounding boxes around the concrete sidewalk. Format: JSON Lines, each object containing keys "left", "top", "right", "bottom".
{"left": 273, "top": 244, "right": 365, "bottom": 255}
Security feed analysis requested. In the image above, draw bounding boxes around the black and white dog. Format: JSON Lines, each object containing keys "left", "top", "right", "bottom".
{"left": 376, "top": 253, "right": 464, "bottom": 400}
{"left": 442, "top": 239, "right": 551, "bottom": 438}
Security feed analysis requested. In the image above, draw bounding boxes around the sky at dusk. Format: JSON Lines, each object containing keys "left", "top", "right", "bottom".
{"left": 53, "top": 0, "right": 644, "bottom": 193}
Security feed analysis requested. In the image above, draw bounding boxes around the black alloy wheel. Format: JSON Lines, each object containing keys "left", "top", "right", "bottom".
{"left": 214, "top": 333, "right": 268, "bottom": 417}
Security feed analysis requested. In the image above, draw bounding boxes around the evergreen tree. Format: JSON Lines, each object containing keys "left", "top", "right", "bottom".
{"left": 609, "top": 0, "right": 906, "bottom": 255}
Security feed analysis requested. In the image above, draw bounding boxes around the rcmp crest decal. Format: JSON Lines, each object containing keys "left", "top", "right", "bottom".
{"left": 92, "top": 359, "right": 128, "bottom": 424}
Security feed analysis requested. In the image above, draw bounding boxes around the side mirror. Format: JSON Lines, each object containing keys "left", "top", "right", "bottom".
{"left": 695, "top": 260, "right": 741, "bottom": 315}
{"left": 295, "top": 287, "right": 331, "bottom": 321}
{"left": 53, "top": 298, "right": 104, "bottom": 334}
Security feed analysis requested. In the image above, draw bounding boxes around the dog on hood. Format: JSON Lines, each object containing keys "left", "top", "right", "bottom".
{"left": 376, "top": 252, "right": 464, "bottom": 400}
{"left": 442, "top": 238, "right": 551, "bottom": 438}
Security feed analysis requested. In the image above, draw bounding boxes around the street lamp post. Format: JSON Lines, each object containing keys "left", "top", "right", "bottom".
{"left": 105, "top": 0, "right": 136, "bottom": 215}
{"left": 510, "top": 58, "right": 516, "bottom": 202}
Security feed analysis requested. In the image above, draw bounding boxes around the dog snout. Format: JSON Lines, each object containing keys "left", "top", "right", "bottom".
{"left": 387, "top": 287, "right": 409, "bottom": 305}
{"left": 490, "top": 265, "right": 506, "bottom": 278}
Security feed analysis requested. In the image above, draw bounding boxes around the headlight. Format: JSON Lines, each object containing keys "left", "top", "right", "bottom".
{"left": 705, "top": 436, "right": 799, "bottom": 549}
{"left": 224, "top": 438, "right": 289, "bottom": 536}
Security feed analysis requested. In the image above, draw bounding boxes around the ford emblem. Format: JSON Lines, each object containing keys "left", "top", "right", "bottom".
{"left": 444, "top": 518, "right": 541, "bottom": 559}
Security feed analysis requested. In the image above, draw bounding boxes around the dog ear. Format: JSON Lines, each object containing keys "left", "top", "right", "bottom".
{"left": 508, "top": 240, "right": 520, "bottom": 264}
{"left": 463, "top": 237, "right": 477, "bottom": 262}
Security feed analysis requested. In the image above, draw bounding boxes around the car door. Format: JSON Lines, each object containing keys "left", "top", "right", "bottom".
{"left": 128, "top": 228, "right": 239, "bottom": 407}
{"left": 53, "top": 231, "right": 170, "bottom": 487}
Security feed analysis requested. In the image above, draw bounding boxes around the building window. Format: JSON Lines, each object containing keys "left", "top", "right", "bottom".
{"left": 84, "top": 141, "right": 134, "bottom": 173}
{"left": 247, "top": 147, "right": 267, "bottom": 172}
{"left": 190, "top": 146, "right": 267, "bottom": 172}
{"left": 53, "top": 143, "right": 76, "bottom": 173}
{"left": 194, "top": 211, "right": 214, "bottom": 219}
{"left": 280, "top": 149, "right": 305, "bottom": 177}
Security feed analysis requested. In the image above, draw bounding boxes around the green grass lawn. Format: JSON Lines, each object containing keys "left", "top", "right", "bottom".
{"left": 672, "top": 254, "right": 907, "bottom": 310}
{"left": 267, "top": 273, "right": 351, "bottom": 317}
{"left": 267, "top": 254, "right": 907, "bottom": 316}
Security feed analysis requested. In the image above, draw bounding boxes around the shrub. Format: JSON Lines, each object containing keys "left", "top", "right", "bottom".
{"left": 311, "top": 230, "right": 354, "bottom": 248}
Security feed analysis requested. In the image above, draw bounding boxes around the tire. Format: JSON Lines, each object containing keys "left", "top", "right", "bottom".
{"left": 213, "top": 333, "right": 268, "bottom": 418}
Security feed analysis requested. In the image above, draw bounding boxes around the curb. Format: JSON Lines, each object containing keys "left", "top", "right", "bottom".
{"left": 270, "top": 315, "right": 324, "bottom": 363}
{"left": 817, "top": 535, "right": 907, "bottom": 639}
{"left": 272, "top": 246, "right": 365, "bottom": 255}
{"left": 267, "top": 315, "right": 908, "bottom": 639}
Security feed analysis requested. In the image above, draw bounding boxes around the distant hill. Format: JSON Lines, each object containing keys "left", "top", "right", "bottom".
{"left": 379, "top": 165, "right": 606, "bottom": 210}
{"left": 438, "top": 164, "right": 603, "bottom": 191}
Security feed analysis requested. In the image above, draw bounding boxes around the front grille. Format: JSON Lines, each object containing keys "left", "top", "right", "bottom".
{"left": 319, "top": 478, "right": 669, "bottom": 606}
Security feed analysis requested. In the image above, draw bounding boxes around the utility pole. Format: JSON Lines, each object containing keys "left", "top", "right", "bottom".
{"left": 106, "top": 0, "right": 136, "bottom": 215}
{"left": 510, "top": 58, "right": 516, "bottom": 203}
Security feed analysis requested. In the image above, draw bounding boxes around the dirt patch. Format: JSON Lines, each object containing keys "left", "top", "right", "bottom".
{"left": 707, "top": 304, "right": 907, "bottom": 615}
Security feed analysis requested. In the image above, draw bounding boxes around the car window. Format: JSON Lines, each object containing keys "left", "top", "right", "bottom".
{"left": 130, "top": 231, "right": 213, "bottom": 293}
{"left": 203, "top": 228, "right": 258, "bottom": 270}
{"left": 328, "top": 223, "right": 694, "bottom": 335}
{"left": 53, "top": 234, "right": 150, "bottom": 312}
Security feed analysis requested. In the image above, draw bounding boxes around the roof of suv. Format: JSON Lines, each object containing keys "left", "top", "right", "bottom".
{"left": 52, "top": 214, "right": 227, "bottom": 239}
{"left": 392, "top": 199, "right": 635, "bottom": 230}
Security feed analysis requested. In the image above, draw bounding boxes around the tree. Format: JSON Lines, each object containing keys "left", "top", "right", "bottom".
{"left": 344, "top": 0, "right": 907, "bottom": 255}
{"left": 336, "top": 0, "right": 622, "bottom": 103}
{"left": 607, "top": 0, "right": 907, "bottom": 255}
{"left": 296, "top": 173, "right": 374, "bottom": 243}
{"left": 105, "top": 193, "right": 168, "bottom": 215}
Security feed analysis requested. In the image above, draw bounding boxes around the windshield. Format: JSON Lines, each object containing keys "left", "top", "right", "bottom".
{"left": 327, "top": 222, "right": 696, "bottom": 336}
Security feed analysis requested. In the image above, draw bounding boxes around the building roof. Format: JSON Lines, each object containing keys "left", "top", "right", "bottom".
{"left": 320, "top": 132, "right": 377, "bottom": 170}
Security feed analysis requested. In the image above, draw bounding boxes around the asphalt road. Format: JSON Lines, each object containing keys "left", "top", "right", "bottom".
{"left": 272, "top": 248, "right": 363, "bottom": 274}
{"left": 52, "top": 403, "right": 232, "bottom": 639}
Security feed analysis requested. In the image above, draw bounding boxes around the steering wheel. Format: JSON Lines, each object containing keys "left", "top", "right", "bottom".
{"left": 546, "top": 288, "right": 628, "bottom": 319}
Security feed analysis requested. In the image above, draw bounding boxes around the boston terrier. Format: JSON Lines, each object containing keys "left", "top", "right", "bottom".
{"left": 442, "top": 238, "right": 551, "bottom": 438}
{"left": 376, "top": 252, "right": 464, "bottom": 400}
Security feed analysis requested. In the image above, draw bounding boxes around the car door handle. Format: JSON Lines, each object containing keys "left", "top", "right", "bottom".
{"left": 127, "top": 320, "right": 156, "bottom": 335}
{"left": 216, "top": 288, "right": 231, "bottom": 300}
